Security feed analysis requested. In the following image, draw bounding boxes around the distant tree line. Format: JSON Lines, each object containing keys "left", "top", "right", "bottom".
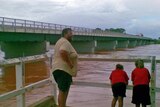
{"left": 94, "top": 28, "right": 126, "bottom": 33}
{"left": 94, "top": 28, "right": 146, "bottom": 37}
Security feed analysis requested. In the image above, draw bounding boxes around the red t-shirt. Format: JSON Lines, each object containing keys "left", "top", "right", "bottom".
{"left": 131, "top": 67, "right": 151, "bottom": 86}
{"left": 109, "top": 69, "right": 129, "bottom": 85}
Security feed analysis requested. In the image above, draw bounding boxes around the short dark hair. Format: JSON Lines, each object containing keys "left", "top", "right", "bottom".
{"left": 62, "top": 28, "right": 72, "bottom": 37}
{"left": 116, "top": 64, "right": 123, "bottom": 70}
{"left": 135, "top": 59, "right": 144, "bottom": 68}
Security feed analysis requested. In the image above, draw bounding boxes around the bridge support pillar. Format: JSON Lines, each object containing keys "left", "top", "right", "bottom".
{"left": 95, "top": 40, "right": 117, "bottom": 51}
{"left": 116, "top": 40, "right": 129, "bottom": 49}
{"left": 46, "top": 41, "right": 50, "bottom": 51}
{"left": 128, "top": 40, "right": 137, "bottom": 48}
{"left": 0, "top": 41, "right": 47, "bottom": 59}
{"left": 71, "top": 40, "right": 96, "bottom": 53}
{"left": 141, "top": 41, "right": 146, "bottom": 45}
{"left": 149, "top": 41, "right": 155, "bottom": 45}
{"left": 145, "top": 41, "right": 150, "bottom": 45}
{"left": 136, "top": 40, "right": 142, "bottom": 46}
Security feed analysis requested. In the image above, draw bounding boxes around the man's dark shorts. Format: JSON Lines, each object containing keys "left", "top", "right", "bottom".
{"left": 53, "top": 70, "right": 72, "bottom": 92}
{"left": 111, "top": 82, "right": 127, "bottom": 97}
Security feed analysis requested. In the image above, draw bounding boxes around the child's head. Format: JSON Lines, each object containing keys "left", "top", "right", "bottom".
{"left": 116, "top": 64, "right": 124, "bottom": 70}
{"left": 135, "top": 59, "right": 144, "bottom": 68}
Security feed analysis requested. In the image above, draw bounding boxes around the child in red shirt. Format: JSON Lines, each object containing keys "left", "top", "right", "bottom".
{"left": 109, "top": 64, "right": 129, "bottom": 107}
{"left": 131, "top": 59, "right": 151, "bottom": 107}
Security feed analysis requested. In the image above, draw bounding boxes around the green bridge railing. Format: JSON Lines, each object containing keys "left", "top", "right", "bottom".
{"left": 0, "top": 16, "right": 148, "bottom": 39}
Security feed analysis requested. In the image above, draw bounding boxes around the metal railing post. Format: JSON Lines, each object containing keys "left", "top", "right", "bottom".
{"left": 14, "top": 19, "right": 16, "bottom": 32}
{"left": 33, "top": 21, "right": 35, "bottom": 33}
{"left": 50, "top": 80, "right": 58, "bottom": 105}
{"left": 150, "top": 56, "right": 156, "bottom": 107}
{"left": 41, "top": 22, "right": 43, "bottom": 33}
{"left": 15, "top": 58, "right": 25, "bottom": 107}
{"left": 2, "top": 17, "right": 4, "bottom": 31}
{"left": 48, "top": 23, "right": 50, "bottom": 34}
{"left": 24, "top": 20, "right": 26, "bottom": 32}
{"left": 48, "top": 55, "right": 58, "bottom": 105}
{"left": 55, "top": 24, "right": 57, "bottom": 34}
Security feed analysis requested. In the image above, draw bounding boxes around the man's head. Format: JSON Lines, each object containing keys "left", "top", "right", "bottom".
{"left": 62, "top": 28, "right": 73, "bottom": 41}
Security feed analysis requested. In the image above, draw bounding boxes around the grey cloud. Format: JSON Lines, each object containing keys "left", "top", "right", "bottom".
{"left": 0, "top": 0, "right": 159, "bottom": 38}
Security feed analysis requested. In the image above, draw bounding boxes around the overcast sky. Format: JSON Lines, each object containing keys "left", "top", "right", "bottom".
{"left": 0, "top": 0, "right": 160, "bottom": 38}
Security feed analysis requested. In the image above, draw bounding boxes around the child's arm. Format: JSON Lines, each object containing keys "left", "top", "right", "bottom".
{"left": 109, "top": 73, "right": 112, "bottom": 85}
{"left": 124, "top": 71, "right": 129, "bottom": 85}
{"left": 131, "top": 71, "right": 135, "bottom": 84}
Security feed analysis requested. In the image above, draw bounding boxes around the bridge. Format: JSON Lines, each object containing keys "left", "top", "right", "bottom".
{"left": 0, "top": 17, "right": 156, "bottom": 58}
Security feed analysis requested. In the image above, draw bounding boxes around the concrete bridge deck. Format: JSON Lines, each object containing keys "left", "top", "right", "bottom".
{"left": 0, "top": 16, "right": 157, "bottom": 58}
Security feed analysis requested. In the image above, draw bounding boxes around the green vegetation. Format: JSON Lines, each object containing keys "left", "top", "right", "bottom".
{"left": 95, "top": 28, "right": 126, "bottom": 33}
{"left": 106, "top": 28, "right": 126, "bottom": 33}
{"left": 156, "top": 40, "right": 160, "bottom": 44}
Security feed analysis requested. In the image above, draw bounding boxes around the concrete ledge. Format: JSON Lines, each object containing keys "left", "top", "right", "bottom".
{"left": 28, "top": 96, "right": 56, "bottom": 107}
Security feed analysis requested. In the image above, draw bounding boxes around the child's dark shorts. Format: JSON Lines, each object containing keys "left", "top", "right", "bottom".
{"left": 132, "top": 85, "right": 151, "bottom": 105}
{"left": 112, "top": 82, "right": 127, "bottom": 97}
{"left": 53, "top": 70, "right": 72, "bottom": 92}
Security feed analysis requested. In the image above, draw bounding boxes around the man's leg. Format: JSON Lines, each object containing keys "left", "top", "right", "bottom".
{"left": 142, "top": 104, "right": 146, "bottom": 107}
{"left": 135, "top": 104, "right": 140, "bottom": 107}
{"left": 111, "top": 97, "right": 118, "bottom": 107}
{"left": 118, "top": 96, "right": 123, "bottom": 107}
{"left": 53, "top": 70, "right": 72, "bottom": 107}
{"left": 58, "top": 89, "right": 69, "bottom": 107}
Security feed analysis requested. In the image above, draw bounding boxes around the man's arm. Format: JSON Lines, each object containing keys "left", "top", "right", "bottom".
{"left": 60, "top": 50, "right": 73, "bottom": 69}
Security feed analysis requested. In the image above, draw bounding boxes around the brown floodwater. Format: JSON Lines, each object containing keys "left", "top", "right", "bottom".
{"left": 0, "top": 44, "right": 160, "bottom": 95}
{"left": 0, "top": 60, "right": 50, "bottom": 94}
